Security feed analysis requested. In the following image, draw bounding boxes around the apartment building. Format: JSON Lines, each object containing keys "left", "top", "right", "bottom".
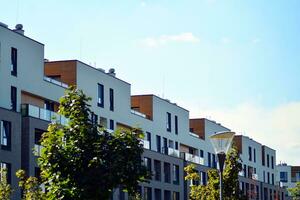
{"left": 0, "top": 22, "right": 286, "bottom": 200}
{"left": 276, "top": 163, "right": 300, "bottom": 199}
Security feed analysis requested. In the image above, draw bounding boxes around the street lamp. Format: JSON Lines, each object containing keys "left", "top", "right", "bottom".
{"left": 210, "top": 131, "right": 235, "bottom": 200}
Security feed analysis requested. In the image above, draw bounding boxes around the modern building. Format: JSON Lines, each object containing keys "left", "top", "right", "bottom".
{"left": 0, "top": 22, "right": 287, "bottom": 200}
{"left": 276, "top": 163, "right": 300, "bottom": 199}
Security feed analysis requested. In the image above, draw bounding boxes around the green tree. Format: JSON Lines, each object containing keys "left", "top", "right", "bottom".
{"left": 289, "top": 182, "right": 300, "bottom": 200}
{"left": 185, "top": 147, "right": 246, "bottom": 200}
{"left": 16, "top": 170, "right": 46, "bottom": 200}
{"left": 38, "top": 87, "right": 149, "bottom": 200}
{"left": 0, "top": 168, "right": 12, "bottom": 200}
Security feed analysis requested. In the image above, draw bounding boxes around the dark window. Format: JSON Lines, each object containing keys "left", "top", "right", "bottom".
{"left": 156, "top": 135, "right": 161, "bottom": 153}
{"left": 34, "top": 129, "right": 44, "bottom": 145}
{"left": 91, "top": 112, "right": 98, "bottom": 125}
{"left": 267, "top": 172, "right": 270, "bottom": 184}
{"left": 267, "top": 154, "right": 270, "bottom": 168}
{"left": 270, "top": 189, "right": 273, "bottom": 200}
{"left": 144, "top": 187, "right": 152, "bottom": 200}
{"left": 263, "top": 171, "right": 265, "bottom": 182}
{"left": 200, "top": 149, "right": 204, "bottom": 158}
{"left": 280, "top": 172, "right": 288, "bottom": 182}
{"left": 271, "top": 156, "right": 274, "bottom": 169}
{"left": 264, "top": 187, "right": 268, "bottom": 200}
{"left": 201, "top": 171, "right": 207, "bottom": 185}
{"left": 34, "top": 167, "right": 41, "bottom": 180}
{"left": 254, "top": 148, "right": 256, "bottom": 163}
{"left": 175, "top": 141, "right": 178, "bottom": 150}
{"left": 249, "top": 146, "right": 252, "bottom": 161}
{"left": 109, "top": 119, "right": 114, "bottom": 130}
{"left": 164, "top": 190, "right": 171, "bottom": 200}
{"left": 208, "top": 152, "right": 211, "bottom": 167}
{"left": 154, "top": 189, "right": 161, "bottom": 200}
{"left": 97, "top": 84, "right": 104, "bottom": 107}
{"left": 212, "top": 154, "right": 217, "bottom": 168}
{"left": 245, "top": 183, "right": 249, "bottom": 198}
{"left": 256, "top": 185, "right": 259, "bottom": 200}
{"left": 166, "top": 112, "right": 171, "bottom": 132}
{"left": 173, "top": 164, "right": 179, "bottom": 185}
{"left": 144, "top": 157, "right": 152, "bottom": 179}
{"left": 44, "top": 100, "right": 55, "bottom": 111}
{"left": 11, "top": 47, "right": 17, "bottom": 76}
{"left": 146, "top": 132, "right": 151, "bottom": 149}
{"left": 163, "top": 137, "right": 168, "bottom": 154}
{"left": 164, "top": 162, "right": 171, "bottom": 183}
{"left": 119, "top": 189, "right": 125, "bottom": 200}
{"left": 243, "top": 164, "right": 247, "bottom": 178}
{"left": 174, "top": 115, "right": 178, "bottom": 134}
{"left": 173, "top": 191, "right": 180, "bottom": 200}
{"left": 154, "top": 160, "right": 161, "bottom": 181}
{"left": 109, "top": 88, "right": 114, "bottom": 111}
{"left": 11, "top": 86, "right": 17, "bottom": 111}
{"left": 0, "top": 162, "right": 11, "bottom": 184}
{"left": 272, "top": 173, "right": 274, "bottom": 185}
{"left": 0, "top": 121, "right": 11, "bottom": 150}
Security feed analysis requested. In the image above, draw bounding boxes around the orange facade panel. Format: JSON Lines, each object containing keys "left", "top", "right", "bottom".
{"left": 233, "top": 135, "right": 243, "bottom": 154}
{"left": 44, "top": 60, "right": 77, "bottom": 86}
{"left": 131, "top": 95, "right": 153, "bottom": 120}
{"left": 189, "top": 119, "right": 205, "bottom": 140}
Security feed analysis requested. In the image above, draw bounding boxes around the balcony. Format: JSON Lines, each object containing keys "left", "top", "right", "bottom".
{"left": 239, "top": 171, "right": 245, "bottom": 177}
{"left": 131, "top": 109, "right": 147, "bottom": 118}
{"left": 168, "top": 148, "right": 180, "bottom": 158}
{"left": 182, "top": 152, "right": 204, "bottom": 165}
{"left": 21, "top": 104, "right": 68, "bottom": 125}
{"left": 44, "top": 76, "right": 69, "bottom": 88}
{"left": 141, "top": 140, "right": 150, "bottom": 149}
{"left": 189, "top": 132, "right": 199, "bottom": 138}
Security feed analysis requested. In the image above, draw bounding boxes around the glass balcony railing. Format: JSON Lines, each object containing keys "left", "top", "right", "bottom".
{"left": 43, "top": 76, "right": 69, "bottom": 88}
{"left": 140, "top": 140, "right": 150, "bottom": 149}
{"left": 182, "top": 152, "right": 204, "bottom": 165}
{"left": 252, "top": 173, "right": 258, "bottom": 180}
{"left": 21, "top": 104, "right": 68, "bottom": 125}
{"left": 131, "top": 109, "right": 147, "bottom": 118}
{"left": 168, "top": 148, "right": 180, "bottom": 158}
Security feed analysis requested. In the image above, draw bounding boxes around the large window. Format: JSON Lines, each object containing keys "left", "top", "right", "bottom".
{"left": 173, "top": 192, "right": 180, "bottom": 200}
{"left": 154, "top": 160, "right": 161, "bottom": 181}
{"left": 144, "top": 157, "right": 152, "bottom": 179}
{"left": 154, "top": 189, "right": 161, "bottom": 200}
{"left": 173, "top": 164, "right": 179, "bottom": 185}
{"left": 164, "top": 162, "right": 171, "bottom": 183}
{"left": 146, "top": 132, "right": 151, "bottom": 150}
{"left": 156, "top": 135, "right": 161, "bottom": 153}
{"left": 11, "top": 86, "right": 17, "bottom": 111}
{"left": 97, "top": 84, "right": 104, "bottom": 107}
{"left": 144, "top": 187, "right": 152, "bottom": 200}
{"left": 280, "top": 171, "right": 288, "bottom": 182}
{"left": 0, "top": 162, "right": 11, "bottom": 184}
{"left": 109, "top": 88, "right": 114, "bottom": 111}
{"left": 166, "top": 112, "right": 171, "bottom": 132}
{"left": 174, "top": 115, "right": 178, "bottom": 134}
{"left": 0, "top": 121, "right": 11, "bottom": 150}
{"left": 207, "top": 152, "right": 211, "bottom": 167}
{"left": 164, "top": 190, "right": 171, "bottom": 200}
{"left": 11, "top": 47, "right": 17, "bottom": 76}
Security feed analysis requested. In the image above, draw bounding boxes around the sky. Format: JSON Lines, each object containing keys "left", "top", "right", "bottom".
{"left": 1, "top": 0, "right": 300, "bottom": 165}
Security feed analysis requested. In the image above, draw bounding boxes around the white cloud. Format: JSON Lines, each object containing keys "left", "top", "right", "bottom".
{"left": 140, "top": 33, "right": 200, "bottom": 47}
{"left": 190, "top": 102, "right": 300, "bottom": 165}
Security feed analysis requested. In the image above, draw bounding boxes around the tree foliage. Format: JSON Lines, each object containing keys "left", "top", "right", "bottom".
{"left": 0, "top": 169, "right": 12, "bottom": 200}
{"left": 185, "top": 147, "right": 246, "bottom": 200}
{"left": 16, "top": 170, "right": 46, "bottom": 200}
{"left": 38, "top": 87, "right": 149, "bottom": 200}
{"left": 289, "top": 182, "right": 300, "bottom": 200}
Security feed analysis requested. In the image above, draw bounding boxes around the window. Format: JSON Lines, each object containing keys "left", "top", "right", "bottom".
{"left": 166, "top": 112, "right": 171, "bottom": 132}
{"left": 11, "top": 86, "right": 17, "bottom": 111}
{"left": 154, "top": 189, "right": 161, "bottom": 200}
{"left": 109, "top": 119, "right": 114, "bottom": 130}
{"left": 1, "top": 121, "right": 11, "bottom": 150}
{"left": 144, "top": 157, "right": 152, "bottom": 179}
{"left": 97, "top": 84, "right": 104, "bottom": 107}
{"left": 245, "top": 183, "right": 249, "bottom": 198}
{"left": 200, "top": 171, "right": 206, "bottom": 185}
{"left": 146, "top": 132, "right": 151, "bottom": 150}
{"left": 212, "top": 154, "right": 217, "bottom": 168}
{"left": 156, "top": 135, "right": 161, "bottom": 153}
{"left": 200, "top": 149, "right": 204, "bottom": 158}
{"left": 249, "top": 146, "right": 252, "bottom": 161}
{"left": 163, "top": 137, "right": 168, "bottom": 154}
{"left": 272, "top": 173, "right": 274, "bottom": 185}
{"left": 267, "top": 172, "right": 270, "bottom": 184}
{"left": 91, "top": 112, "right": 98, "bottom": 125}
{"left": 109, "top": 88, "right": 114, "bottom": 111}
{"left": 154, "top": 160, "right": 161, "bottom": 181}
{"left": 243, "top": 164, "right": 247, "bottom": 178}
{"left": 174, "top": 115, "right": 178, "bottom": 134}
{"left": 11, "top": 47, "right": 17, "bottom": 76}
{"left": 267, "top": 154, "right": 270, "bottom": 168}
{"left": 263, "top": 171, "right": 265, "bottom": 182}
{"left": 144, "top": 187, "right": 152, "bottom": 200}
{"left": 207, "top": 152, "right": 211, "bottom": 167}
{"left": 280, "top": 172, "right": 288, "bottom": 182}
{"left": 99, "top": 117, "right": 107, "bottom": 128}
{"left": 34, "top": 129, "right": 44, "bottom": 145}
{"left": 173, "top": 164, "right": 179, "bottom": 185}
{"left": 164, "top": 162, "right": 171, "bottom": 183}
{"left": 254, "top": 148, "right": 256, "bottom": 163}
{"left": 256, "top": 185, "right": 259, "bottom": 200}
{"left": 164, "top": 190, "right": 171, "bottom": 200}
{"left": 271, "top": 156, "right": 274, "bottom": 169}
{"left": 168, "top": 140, "right": 174, "bottom": 149}
{"left": 173, "top": 192, "right": 180, "bottom": 200}
{"left": 0, "top": 162, "right": 11, "bottom": 184}
{"left": 175, "top": 141, "right": 178, "bottom": 150}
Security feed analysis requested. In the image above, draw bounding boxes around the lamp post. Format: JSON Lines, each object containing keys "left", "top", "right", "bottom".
{"left": 210, "top": 131, "right": 235, "bottom": 200}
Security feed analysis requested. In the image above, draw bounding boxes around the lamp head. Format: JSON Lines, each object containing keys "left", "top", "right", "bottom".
{"left": 210, "top": 131, "right": 235, "bottom": 154}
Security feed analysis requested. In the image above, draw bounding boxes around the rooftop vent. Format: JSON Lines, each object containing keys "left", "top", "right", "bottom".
{"left": 107, "top": 68, "right": 116, "bottom": 77}
{"left": 0, "top": 22, "right": 8, "bottom": 28}
{"left": 13, "top": 24, "right": 24, "bottom": 35}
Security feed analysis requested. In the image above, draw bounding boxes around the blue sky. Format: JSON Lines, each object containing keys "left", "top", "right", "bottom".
{"left": 1, "top": 0, "right": 300, "bottom": 164}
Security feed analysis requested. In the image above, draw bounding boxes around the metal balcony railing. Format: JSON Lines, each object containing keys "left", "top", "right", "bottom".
{"left": 181, "top": 152, "right": 204, "bottom": 165}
